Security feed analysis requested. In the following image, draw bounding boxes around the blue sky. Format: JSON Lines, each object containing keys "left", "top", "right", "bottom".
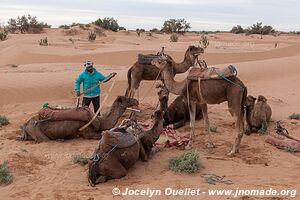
{"left": 0, "top": 0, "right": 299, "bottom": 31}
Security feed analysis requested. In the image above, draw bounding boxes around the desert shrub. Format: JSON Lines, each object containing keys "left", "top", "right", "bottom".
{"left": 94, "top": 17, "right": 119, "bottom": 32}
{"left": 169, "top": 33, "right": 178, "bottom": 42}
{"left": 6, "top": 14, "right": 50, "bottom": 34}
{"left": 85, "top": 24, "right": 91, "bottom": 28}
{"left": 199, "top": 34, "right": 210, "bottom": 49}
{"left": 209, "top": 126, "right": 218, "bottom": 132}
{"left": 0, "top": 161, "right": 13, "bottom": 185}
{"left": 118, "top": 26, "right": 126, "bottom": 31}
{"left": 161, "top": 19, "right": 191, "bottom": 34}
{"left": 69, "top": 38, "right": 74, "bottom": 44}
{"left": 169, "top": 150, "right": 201, "bottom": 173}
{"left": 59, "top": 25, "right": 70, "bottom": 29}
{"left": 72, "top": 154, "right": 88, "bottom": 166}
{"left": 0, "top": 115, "right": 9, "bottom": 126}
{"left": 0, "top": 31, "right": 8, "bottom": 41}
{"left": 283, "top": 147, "right": 298, "bottom": 153}
{"left": 289, "top": 113, "right": 300, "bottom": 120}
{"left": 64, "top": 28, "right": 78, "bottom": 36}
{"left": 147, "top": 32, "right": 153, "bottom": 37}
{"left": 150, "top": 28, "right": 159, "bottom": 33}
{"left": 230, "top": 25, "right": 244, "bottom": 34}
{"left": 88, "top": 32, "right": 96, "bottom": 41}
{"left": 38, "top": 37, "right": 48, "bottom": 46}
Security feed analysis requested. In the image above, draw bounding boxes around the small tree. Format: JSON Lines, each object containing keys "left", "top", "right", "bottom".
{"left": 230, "top": 25, "right": 244, "bottom": 34}
{"left": 161, "top": 19, "right": 191, "bottom": 34}
{"left": 94, "top": 17, "right": 119, "bottom": 32}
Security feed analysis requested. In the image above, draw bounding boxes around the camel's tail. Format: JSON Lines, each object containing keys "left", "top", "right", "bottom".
{"left": 125, "top": 67, "right": 132, "bottom": 97}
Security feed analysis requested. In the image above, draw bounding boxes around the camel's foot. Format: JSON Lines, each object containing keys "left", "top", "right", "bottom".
{"left": 185, "top": 141, "right": 193, "bottom": 150}
{"left": 245, "top": 129, "right": 251, "bottom": 135}
{"left": 226, "top": 148, "right": 239, "bottom": 157}
{"left": 258, "top": 128, "right": 267, "bottom": 134}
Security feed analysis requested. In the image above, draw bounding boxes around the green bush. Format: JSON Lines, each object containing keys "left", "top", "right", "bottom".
{"left": 169, "top": 150, "right": 201, "bottom": 173}
{"left": 0, "top": 161, "right": 13, "bottom": 185}
{"left": 59, "top": 25, "right": 70, "bottom": 29}
{"left": 199, "top": 34, "right": 210, "bottom": 49}
{"left": 6, "top": 14, "right": 50, "bottom": 33}
{"left": 94, "top": 17, "right": 119, "bottom": 32}
{"left": 230, "top": 25, "right": 244, "bottom": 34}
{"left": 289, "top": 113, "right": 300, "bottom": 120}
{"left": 169, "top": 33, "right": 178, "bottom": 42}
{"left": 0, "top": 115, "right": 9, "bottom": 126}
{"left": 72, "top": 154, "right": 88, "bottom": 166}
{"left": 0, "top": 31, "right": 8, "bottom": 41}
{"left": 38, "top": 37, "right": 48, "bottom": 46}
{"left": 88, "top": 32, "right": 97, "bottom": 41}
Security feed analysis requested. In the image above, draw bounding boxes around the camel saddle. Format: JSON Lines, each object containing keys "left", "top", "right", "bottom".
{"left": 188, "top": 65, "right": 237, "bottom": 80}
{"left": 99, "top": 119, "right": 146, "bottom": 151}
{"left": 138, "top": 54, "right": 163, "bottom": 65}
{"left": 38, "top": 107, "right": 93, "bottom": 122}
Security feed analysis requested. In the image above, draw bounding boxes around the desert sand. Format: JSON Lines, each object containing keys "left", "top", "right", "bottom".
{"left": 0, "top": 27, "right": 299, "bottom": 200}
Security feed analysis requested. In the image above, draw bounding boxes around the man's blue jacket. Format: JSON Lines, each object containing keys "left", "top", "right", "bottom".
{"left": 75, "top": 68, "right": 109, "bottom": 97}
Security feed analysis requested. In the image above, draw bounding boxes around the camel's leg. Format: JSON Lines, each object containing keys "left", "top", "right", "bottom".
{"left": 227, "top": 109, "right": 245, "bottom": 156}
{"left": 129, "top": 72, "right": 142, "bottom": 98}
{"left": 102, "top": 156, "right": 127, "bottom": 179}
{"left": 139, "top": 142, "right": 149, "bottom": 161}
{"left": 201, "top": 104, "right": 214, "bottom": 148}
{"left": 186, "top": 101, "right": 196, "bottom": 149}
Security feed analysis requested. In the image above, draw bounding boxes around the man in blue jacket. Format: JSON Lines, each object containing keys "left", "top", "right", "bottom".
{"left": 75, "top": 61, "right": 116, "bottom": 113}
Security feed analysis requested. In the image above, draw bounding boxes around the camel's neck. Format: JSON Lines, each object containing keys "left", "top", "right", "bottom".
{"left": 163, "top": 64, "right": 186, "bottom": 95}
{"left": 173, "top": 52, "right": 195, "bottom": 74}
{"left": 148, "top": 118, "right": 163, "bottom": 144}
{"left": 99, "top": 103, "right": 126, "bottom": 130}
{"left": 245, "top": 105, "right": 254, "bottom": 126}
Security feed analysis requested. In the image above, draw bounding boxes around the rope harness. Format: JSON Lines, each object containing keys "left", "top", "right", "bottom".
{"left": 201, "top": 174, "right": 234, "bottom": 185}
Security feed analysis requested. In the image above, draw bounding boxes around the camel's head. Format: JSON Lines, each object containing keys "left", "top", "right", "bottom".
{"left": 151, "top": 58, "right": 172, "bottom": 70}
{"left": 151, "top": 110, "right": 163, "bottom": 122}
{"left": 116, "top": 96, "right": 139, "bottom": 108}
{"left": 257, "top": 95, "right": 267, "bottom": 103}
{"left": 245, "top": 95, "right": 256, "bottom": 107}
{"left": 186, "top": 45, "right": 204, "bottom": 58}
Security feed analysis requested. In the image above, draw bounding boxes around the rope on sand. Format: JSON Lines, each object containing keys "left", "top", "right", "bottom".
{"left": 201, "top": 174, "right": 234, "bottom": 185}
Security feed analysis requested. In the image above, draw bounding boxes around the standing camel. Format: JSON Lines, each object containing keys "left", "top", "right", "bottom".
{"left": 151, "top": 58, "right": 247, "bottom": 156}
{"left": 125, "top": 46, "right": 204, "bottom": 98}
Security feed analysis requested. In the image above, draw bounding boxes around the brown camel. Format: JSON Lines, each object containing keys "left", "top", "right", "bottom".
{"left": 157, "top": 84, "right": 203, "bottom": 129}
{"left": 245, "top": 95, "right": 272, "bottom": 134}
{"left": 88, "top": 110, "right": 163, "bottom": 185}
{"left": 125, "top": 46, "right": 204, "bottom": 97}
{"left": 21, "top": 96, "right": 139, "bottom": 142}
{"left": 151, "top": 58, "right": 247, "bottom": 156}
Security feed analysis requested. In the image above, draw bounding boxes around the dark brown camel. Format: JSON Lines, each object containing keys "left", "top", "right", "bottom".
{"left": 152, "top": 58, "right": 247, "bottom": 156}
{"left": 157, "top": 84, "right": 203, "bottom": 129}
{"left": 88, "top": 110, "right": 163, "bottom": 185}
{"left": 125, "top": 46, "right": 204, "bottom": 97}
{"left": 20, "top": 96, "right": 139, "bottom": 142}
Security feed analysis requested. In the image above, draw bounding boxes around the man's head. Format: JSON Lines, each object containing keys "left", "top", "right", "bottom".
{"left": 84, "top": 61, "right": 94, "bottom": 73}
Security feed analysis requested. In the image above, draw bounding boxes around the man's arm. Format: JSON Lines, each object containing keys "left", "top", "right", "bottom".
{"left": 98, "top": 71, "right": 116, "bottom": 82}
{"left": 75, "top": 73, "right": 83, "bottom": 94}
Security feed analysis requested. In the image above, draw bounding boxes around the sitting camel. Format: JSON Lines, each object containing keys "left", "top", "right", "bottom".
{"left": 245, "top": 95, "right": 272, "bottom": 134}
{"left": 125, "top": 46, "right": 204, "bottom": 97}
{"left": 157, "top": 84, "right": 203, "bottom": 129}
{"left": 20, "top": 96, "right": 139, "bottom": 142}
{"left": 151, "top": 58, "right": 247, "bottom": 156}
{"left": 88, "top": 110, "right": 163, "bottom": 185}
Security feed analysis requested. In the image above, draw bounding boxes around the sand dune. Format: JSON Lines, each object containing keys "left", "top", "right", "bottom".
{"left": 0, "top": 30, "right": 299, "bottom": 200}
